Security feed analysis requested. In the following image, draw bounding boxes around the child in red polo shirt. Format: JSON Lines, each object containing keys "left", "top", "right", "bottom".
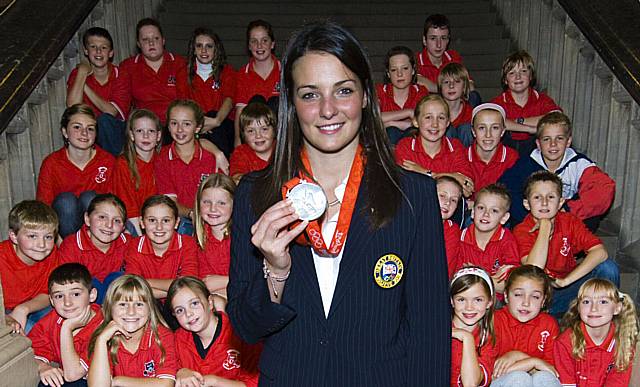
{"left": 376, "top": 46, "right": 428, "bottom": 144}
{"left": 88, "top": 274, "right": 178, "bottom": 385}
{"left": 457, "top": 184, "right": 519, "bottom": 296}
{"left": 66, "top": 27, "right": 125, "bottom": 156}
{"left": 514, "top": 171, "right": 619, "bottom": 318}
{"left": 436, "top": 176, "right": 462, "bottom": 278}
{"left": 37, "top": 104, "right": 116, "bottom": 238}
{"left": 112, "top": 109, "right": 162, "bottom": 236}
{"left": 125, "top": 195, "right": 198, "bottom": 301}
{"left": 450, "top": 267, "right": 498, "bottom": 387}
{"left": 554, "top": 279, "right": 638, "bottom": 387}
{"left": 110, "top": 18, "right": 186, "bottom": 126}
{"left": 491, "top": 265, "right": 560, "bottom": 386}
{"left": 194, "top": 175, "right": 235, "bottom": 300}
{"left": 29, "top": 263, "right": 104, "bottom": 387}
{"left": 155, "top": 99, "right": 218, "bottom": 235}
{"left": 439, "top": 62, "right": 474, "bottom": 147}
{"left": 467, "top": 103, "right": 519, "bottom": 197}
{"left": 233, "top": 20, "right": 280, "bottom": 146}
{"left": 229, "top": 102, "right": 276, "bottom": 183}
{"left": 491, "top": 50, "right": 561, "bottom": 157}
{"left": 59, "top": 194, "right": 128, "bottom": 304}
{"left": 168, "top": 277, "right": 259, "bottom": 387}
{"left": 395, "top": 95, "right": 474, "bottom": 197}
{"left": 1, "top": 201, "right": 59, "bottom": 335}
{"left": 177, "top": 27, "right": 236, "bottom": 158}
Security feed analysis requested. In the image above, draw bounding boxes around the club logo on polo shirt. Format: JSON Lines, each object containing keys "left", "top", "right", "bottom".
{"left": 167, "top": 75, "right": 176, "bottom": 86}
{"left": 222, "top": 349, "right": 241, "bottom": 370}
{"left": 212, "top": 80, "right": 221, "bottom": 90}
{"left": 537, "top": 330, "right": 550, "bottom": 352}
{"left": 374, "top": 254, "right": 404, "bottom": 289}
{"left": 95, "top": 166, "right": 108, "bottom": 183}
{"left": 273, "top": 82, "right": 281, "bottom": 94}
{"left": 560, "top": 237, "right": 570, "bottom": 257}
{"left": 143, "top": 360, "right": 156, "bottom": 377}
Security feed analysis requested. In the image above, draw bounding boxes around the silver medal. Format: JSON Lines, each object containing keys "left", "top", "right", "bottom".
{"left": 287, "top": 181, "right": 327, "bottom": 221}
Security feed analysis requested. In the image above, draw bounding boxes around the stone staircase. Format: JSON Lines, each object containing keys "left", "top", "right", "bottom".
{"left": 160, "top": 0, "right": 510, "bottom": 101}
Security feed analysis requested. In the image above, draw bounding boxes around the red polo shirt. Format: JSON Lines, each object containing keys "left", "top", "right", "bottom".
{"left": 175, "top": 312, "right": 259, "bottom": 387}
{"left": 443, "top": 219, "right": 461, "bottom": 278}
{"left": 493, "top": 308, "right": 558, "bottom": 365}
{"left": 0, "top": 240, "right": 60, "bottom": 309}
{"left": 59, "top": 225, "right": 128, "bottom": 282}
{"left": 416, "top": 49, "right": 464, "bottom": 84}
{"left": 451, "top": 326, "right": 497, "bottom": 387}
{"left": 234, "top": 56, "right": 281, "bottom": 106}
{"left": 112, "top": 155, "right": 157, "bottom": 219}
{"left": 395, "top": 136, "right": 473, "bottom": 178}
{"left": 490, "top": 88, "right": 561, "bottom": 141}
{"left": 513, "top": 212, "right": 601, "bottom": 279}
{"left": 451, "top": 100, "right": 473, "bottom": 129}
{"left": 110, "top": 324, "right": 178, "bottom": 380}
{"left": 29, "top": 304, "right": 103, "bottom": 371}
{"left": 111, "top": 52, "right": 187, "bottom": 123}
{"left": 375, "top": 83, "right": 428, "bottom": 112}
{"left": 466, "top": 143, "right": 519, "bottom": 194}
{"left": 176, "top": 64, "right": 236, "bottom": 113}
{"left": 554, "top": 322, "right": 630, "bottom": 387}
{"left": 67, "top": 63, "right": 119, "bottom": 116}
{"left": 125, "top": 234, "right": 198, "bottom": 280}
{"left": 457, "top": 224, "right": 520, "bottom": 275}
{"left": 198, "top": 226, "right": 231, "bottom": 278}
{"left": 229, "top": 144, "right": 270, "bottom": 177}
{"left": 37, "top": 147, "right": 115, "bottom": 205}
{"left": 154, "top": 141, "right": 217, "bottom": 208}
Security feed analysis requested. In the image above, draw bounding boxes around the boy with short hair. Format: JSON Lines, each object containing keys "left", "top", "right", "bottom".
{"left": 28, "top": 263, "right": 103, "bottom": 387}
{"left": 499, "top": 111, "right": 615, "bottom": 230}
{"left": 1, "top": 200, "right": 60, "bottom": 334}
{"left": 466, "top": 103, "right": 519, "bottom": 196}
{"left": 490, "top": 50, "right": 561, "bottom": 156}
{"left": 66, "top": 27, "right": 124, "bottom": 156}
{"left": 229, "top": 101, "right": 276, "bottom": 183}
{"left": 457, "top": 184, "right": 520, "bottom": 294}
{"left": 514, "top": 171, "right": 618, "bottom": 317}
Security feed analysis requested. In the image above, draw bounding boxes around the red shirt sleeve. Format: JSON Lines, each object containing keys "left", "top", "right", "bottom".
{"left": 154, "top": 148, "right": 177, "bottom": 197}
{"left": 36, "top": 153, "right": 57, "bottom": 205}
{"left": 478, "top": 341, "right": 498, "bottom": 386}
{"left": 538, "top": 92, "right": 561, "bottom": 115}
{"left": 156, "top": 327, "right": 179, "bottom": 380}
{"left": 175, "top": 66, "right": 191, "bottom": 101}
{"left": 28, "top": 314, "right": 56, "bottom": 363}
{"left": 500, "top": 229, "right": 521, "bottom": 266}
{"left": 443, "top": 220, "right": 460, "bottom": 278}
{"left": 553, "top": 331, "right": 577, "bottom": 385}
{"left": 569, "top": 214, "right": 602, "bottom": 253}
{"left": 513, "top": 219, "right": 536, "bottom": 260}
{"left": 220, "top": 65, "right": 237, "bottom": 101}
{"left": 124, "top": 241, "right": 144, "bottom": 276}
{"left": 540, "top": 318, "right": 560, "bottom": 365}
{"left": 394, "top": 137, "right": 415, "bottom": 165}
{"left": 110, "top": 58, "right": 132, "bottom": 120}
{"left": 229, "top": 145, "right": 253, "bottom": 176}
{"left": 111, "top": 157, "right": 140, "bottom": 219}
{"left": 567, "top": 166, "right": 616, "bottom": 220}
{"left": 179, "top": 237, "right": 199, "bottom": 277}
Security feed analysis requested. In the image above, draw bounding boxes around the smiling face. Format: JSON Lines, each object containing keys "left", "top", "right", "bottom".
{"left": 137, "top": 25, "right": 165, "bottom": 62}
{"left": 536, "top": 123, "right": 571, "bottom": 168}
{"left": 524, "top": 180, "right": 564, "bottom": 221}
{"left": 244, "top": 119, "right": 275, "bottom": 156}
{"left": 505, "top": 61, "right": 531, "bottom": 94}
{"left": 171, "top": 286, "right": 214, "bottom": 334}
{"left": 506, "top": 276, "right": 546, "bottom": 323}
{"left": 437, "top": 179, "right": 462, "bottom": 220}
{"left": 62, "top": 113, "right": 97, "bottom": 151}
{"left": 578, "top": 288, "right": 622, "bottom": 331}
{"left": 451, "top": 282, "right": 492, "bottom": 329}
{"left": 472, "top": 110, "right": 505, "bottom": 154}
{"left": 141, "top": 204, "right": 179, "bottom": 249}
{"left": 194, "top": 34, "right": 215, "bottom": 65}
{"left": 387, "top": 54, "right": 413, "bottom": 90}
{"left": 111, "top": 292, "right": 150, "bottom": 335}
{"left": 248, "top": 26, "right": 274, "bottom": 62}
{"left": 85, "top": 202, "right": 125, "bottom": 249}
{"left": 293, "top": 52, "right": 365, "bottom": 155}
{"left": 50, "top": 282, "right": 97, "bottom": 319}
{"left": 440, "top": 76, "right": 464, "bottom": 102}
{"left": 168, "top": 106, "right": 201, "bottom": 146}
{"left": 84, "top": 35, "right": 113, "bottom": 69}
{"left": 413, "top": 100, "right": 450, "bottom": 144}
{"left": 131, "top": 117, "right": 161, "bottom": 154}
{"left": 199, "top": 187, "right": 233, "bottom": 231}
{"left": 9, "top": 226, "right": 56, "bottom": 265}
{"left": 423, "top": 26, "right": 450, "bottom": 61}
{"left": 472, "top": 192, "right": 510, "bottom": 234}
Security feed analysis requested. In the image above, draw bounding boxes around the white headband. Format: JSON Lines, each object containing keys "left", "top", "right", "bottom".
{"left": 471, "top": 103, "right": 507, "bottom": 123}
{"left": 451, "top": 267, "right": 494, "bottom": 296}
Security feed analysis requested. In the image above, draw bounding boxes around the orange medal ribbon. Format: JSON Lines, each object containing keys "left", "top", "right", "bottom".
{"left": 282, "top": 145, "right": 364, "bottom": 256}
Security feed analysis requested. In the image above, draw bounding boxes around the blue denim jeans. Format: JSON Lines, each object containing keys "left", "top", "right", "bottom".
{"left": 177, "top": 216, "right": 194, "bottom": 236}
{"left": 6, "top": 306, "right": 52, "bottom": 335}
{"left": 550, "top": 258, "right": 620, "bottom": 319}
{"left": 96, "top": 113, "right": 126, "bottom": 157}
{"left": 92, "top": 272, "right": 123, "bottom": 304}
{"left": 490, "top": 370, "right": 561, "bottom": 387}
{"left": 51, "top": 191, "right": 96, "bottom": 238}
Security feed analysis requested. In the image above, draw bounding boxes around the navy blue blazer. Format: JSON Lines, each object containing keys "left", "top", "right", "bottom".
{"left": 227, "top": 170, "right": 451, "bottom": 386}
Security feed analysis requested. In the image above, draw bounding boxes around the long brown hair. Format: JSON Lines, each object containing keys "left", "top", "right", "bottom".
{"left": 186, "top": 27, "right": 227, "bottom": 87}
{"left": 194, "top": 173, "right": 236, "bottom": 249}
{"left": 250, "top": 21, "right": 402, "bottom": 229}
{"left": 122, "top": 109, "right": 161, "bottom": 189}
